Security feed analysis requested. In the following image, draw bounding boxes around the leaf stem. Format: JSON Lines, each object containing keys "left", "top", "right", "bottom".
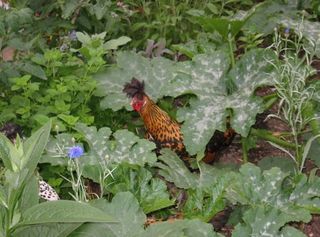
{"left": 250, "top": 128, "right": 296, "bottom": 149}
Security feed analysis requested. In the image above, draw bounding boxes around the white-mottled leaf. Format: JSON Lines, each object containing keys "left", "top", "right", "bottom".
{"left": 227, "top": 163, "right": 320, "bottom": 236}
{"left": 178, "top": 49, "right": 276, "bottom": 154}
{"left": 75, "top": 123, "right": 157, "bottom": 166}
{"left": 95, "top": 49, "right": 276, "bottom": 155}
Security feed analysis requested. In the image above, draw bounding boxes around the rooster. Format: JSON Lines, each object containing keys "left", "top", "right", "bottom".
{"left": 123, "top": 78, "right": 235, "bottom": 164}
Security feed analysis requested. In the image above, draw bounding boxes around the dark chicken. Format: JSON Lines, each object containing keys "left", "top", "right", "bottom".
{"left": 123, "top": 78, "right": 235, "bottom": 164}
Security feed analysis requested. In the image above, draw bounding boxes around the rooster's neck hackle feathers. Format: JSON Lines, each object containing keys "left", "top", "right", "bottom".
{"left": 123, "top": 78, "right": 145, "bottom": 100}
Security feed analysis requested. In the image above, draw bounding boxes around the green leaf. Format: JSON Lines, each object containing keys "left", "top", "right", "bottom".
{"left": 141, "top": 219, "right": 223, "bottom": 237}
{"left": 19, "top": 200, "right": 116, "bottom": 225}
{"left": 197, "top": 17, "right": 245, "bottom": 39}
{"left": 0, "top": 185, "right": 8, "bottom": 208}
{"left": 178, "top": 49, "right": 276, "bottom": 154}
{"left": 20, "top": 63, "right": 47, "bottom": 80}
{"left": 22, "top": 120, "right": 51, "bottom": 173}
{"left": 156, "top": 149, "right": 236, "bottom": 190}
{"left": 226, "top": 163, "right": 320, "bottom": 236}
{"left": 40, "top": 133, "right": 74, "bottom": 166}
{"left": 106, "top": 165, "right": 174, "bottom": 214}
{"left": 233, "top": 206, "right": 307, "bottom": 237}
{"left": 156, "top": 149, "right": 198, "bottom": 189}
{"left": 58, "top": 114, "right": 79, "bottom": 126}
{"left": 104, "top": 36, "right": 131, "bottom": 50}
{"left": 61, "top": 0, "right": 80, "bottom": 19}
{"left": 95, "top": 49, "right": 276, "bottom": 155}
{"left": 0, "top": 132, "right": 17, "bottom": 171}
{"left": 75, "top": 123, "right": 157, "bottom": 166}
{"left": 12, "top": 223, "right": 82, "bottom": 237}
{"left": 70, "top": 192, "right": 145, "bottom": 237}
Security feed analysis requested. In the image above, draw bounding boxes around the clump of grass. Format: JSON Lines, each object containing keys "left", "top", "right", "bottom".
{"left": 267, "top": 23, "right": 319, "bottom": 173}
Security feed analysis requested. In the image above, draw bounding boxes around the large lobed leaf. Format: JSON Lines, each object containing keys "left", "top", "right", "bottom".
{"left": 94, "top": 48, "right": 276, "bottom": 155}
{"left": 177, "top": 48, "right": 276, "bottom": 154}
{"left": 75, "top": 123, "right": 157, "bottom": 166}
{"left": 41, "top": 123, "right": 157, "bottom": 167}
{"left": 226, "top": 163, "right": 320, "bottom": 236}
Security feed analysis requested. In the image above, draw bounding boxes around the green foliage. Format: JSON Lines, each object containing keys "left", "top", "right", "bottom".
{"left": 1, "top": 1, "right": 320, "bottom": 235}
{"left": 0, "top": 121, "right": 116, "bottom": 236}
{"left": 69, "top": 192, "right": 145, "bottom": 237}
{"left": 95, "top": 48, "right": 276, "bottom": 155}
{"left": 226, "top": 163, "right": 320, "bottom": 236}
{"left": 105, "top": 165, "right": 174, "bottom": 214}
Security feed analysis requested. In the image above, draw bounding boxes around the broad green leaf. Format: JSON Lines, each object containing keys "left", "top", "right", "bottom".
{"left": 22, "top": 120, "right": 51, "bottom": 173}
{"left": 242, "top": 1, "right": 297, "bottom": 35}
{"left": 156, "top": 149, "right": 198, "bottom": 189}
{"left": 104, "top": 36, "right": 131, "bottom": 50}
{"left": 41, "top": 133, "right": 74, "bottom": 166}
{"left": 20, "top": 175, "right": 39, "bottom": 213}
{"left": 75, "top": 123, "right": 157, "bottom": 166}
{"left": 95, "top": 49, "right": 276, "bottom": 155}
{"left": 20, "top": 200, "right": 116, "bottom": 225}
{"left": 257, "top": 156, "right": 296, "bottom": 174}
{"left": 197, "top": 17, "right": 245, "bottom": 39}
{"left": 141, "top": 219, "right": 223, "bottom": 237}
{"left": 226, "top": 163, "right": 320, "bottom": 236}
{"left": 106, "top": 165, "right": 174, "bottom": 214}
{"left": 177, "top": 49, "right": 276, "bottom": 154}
{"left": 70, "top": 192, "right": 145, "bottom": 237}
{"left": 12, "top": 223, "right": 82, "bottom": 237}
{"left": 156, "top": 149, "right": 236, "bottom": 189}
{"left": 20, "top": 63, "right": 47, "bottom": 80}
{"left": 232, "top": 206, "right": 308, "bottom": 237}
{"left": 61, "top": 0, "right": 80, "bottom": 19}
{"left": 94, "top": 51, "right": 185, "bottom": 111}
{"left": 0, "top": 132, "right": 16, "bottom": 171}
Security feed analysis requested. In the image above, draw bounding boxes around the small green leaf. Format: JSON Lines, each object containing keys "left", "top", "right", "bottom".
{"left": 104, "top": 36, "right": 131, "bottom": 50}
{"left": 58, "top": 114, "right": 79, "bottom": 126}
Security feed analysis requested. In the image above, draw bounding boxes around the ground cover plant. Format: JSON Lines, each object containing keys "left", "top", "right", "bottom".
{"left": 0, "top": 0, "right": 320, "bottom": 236}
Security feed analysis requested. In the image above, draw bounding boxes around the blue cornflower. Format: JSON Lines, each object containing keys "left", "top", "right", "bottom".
{"left": 284, "top": 27, "right": 290, "bottom": 37}
{"left": 68, "top": 146, "right": 84, "bottom": 159}
{"left": 69, "top": 30, "right": 77, "bottom": 41}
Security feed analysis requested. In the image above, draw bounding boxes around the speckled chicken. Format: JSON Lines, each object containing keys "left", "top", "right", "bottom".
{"left": 123, "top": 78, "right": 235, "bottom": 164}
